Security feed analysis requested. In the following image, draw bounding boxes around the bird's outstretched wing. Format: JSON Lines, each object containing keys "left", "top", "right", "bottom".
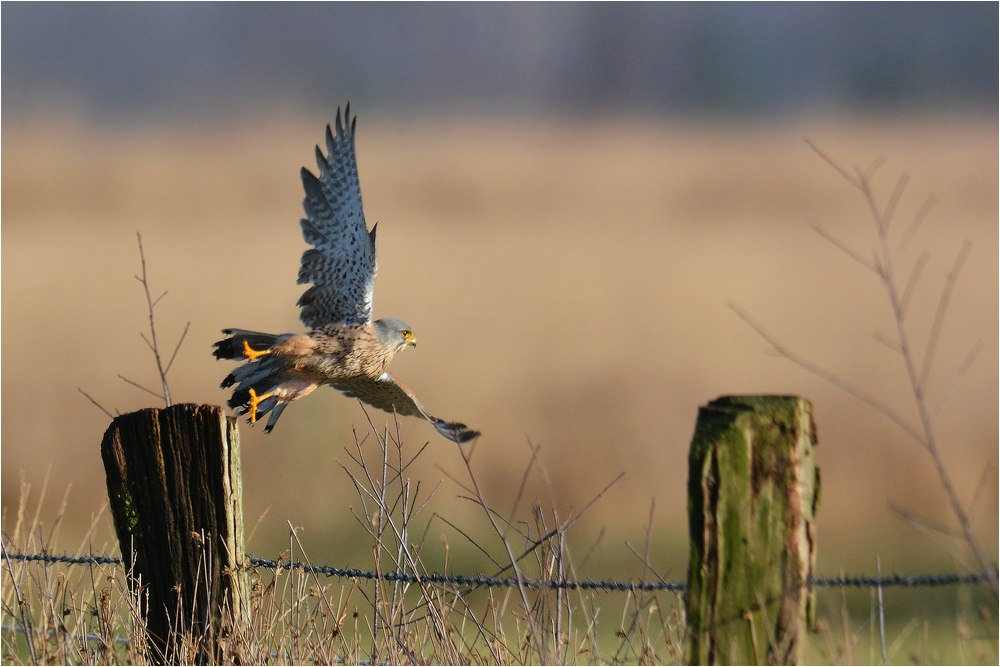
{"left": 298, "top": 104, "right": 377, "bottom": 328}
{"left": 331, "top": 372, "right": 480, "bottom": 444}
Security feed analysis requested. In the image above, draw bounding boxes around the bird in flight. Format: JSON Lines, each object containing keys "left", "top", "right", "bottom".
{"left": 214, "top": 105, "right": 478, "bottom": 443}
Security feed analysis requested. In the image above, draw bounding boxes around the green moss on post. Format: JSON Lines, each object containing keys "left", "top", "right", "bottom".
{"left": 101, "top": 404, "right": 247, "bottom": 664}
{"left": 684, "top": 396, "right": 820, "bottom": 665}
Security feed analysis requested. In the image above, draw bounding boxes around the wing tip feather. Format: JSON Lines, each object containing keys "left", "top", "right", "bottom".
{"left": 431, "top": 418, "right": 480, "bottom": 444}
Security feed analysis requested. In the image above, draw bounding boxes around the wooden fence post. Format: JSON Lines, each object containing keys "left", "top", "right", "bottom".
{"left": 101, "top": 403, "right": 247, "bottom": 663}
{"left": 684, "top": 396, "right": 820, "bottom": 665}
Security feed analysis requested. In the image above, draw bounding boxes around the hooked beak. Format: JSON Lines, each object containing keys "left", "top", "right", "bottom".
{"left": 405, "top": 333, "right": 417, "bottom": 348}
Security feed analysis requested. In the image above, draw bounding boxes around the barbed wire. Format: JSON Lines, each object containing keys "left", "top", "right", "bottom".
{"left": 246, "top": 555, "right": 687, "bottom": 591}
{"left": 3, "top": 551, "right": 995, "bottom": 592}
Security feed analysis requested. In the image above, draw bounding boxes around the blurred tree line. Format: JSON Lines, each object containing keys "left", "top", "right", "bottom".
{"left": 2, "top": 2, "right": 996, "bottom": 121}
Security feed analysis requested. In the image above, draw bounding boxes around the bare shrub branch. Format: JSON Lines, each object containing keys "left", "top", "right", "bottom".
{"left": 919, "top": 240, "right": 973, "bottom": 390}
{"left": 116, "top": 374, "right": 164, "bottom": 401}
{"left": 735, "top": 141, "right": 997, "bottom": 598}
{"left": 808, "top": 222, "right": 879, "bottom": 273}
{"left": 131, "top": 232, "right": 190, "bottom": 407}
{"left": 77, "top": 387, "right": 115, "bottom": 419}
{"left": 728, "top": 301, "right": 926, "bottom": 446}
{"left": 898, "top": 250, "right": 930, "bottom": 320}
{"left": 895, "top": 195, "right": 936, "bottom": 257}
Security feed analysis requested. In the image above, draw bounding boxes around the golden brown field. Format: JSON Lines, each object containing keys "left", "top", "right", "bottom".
{"left": 2, "top": 111, "right": 997, "bottom": 599}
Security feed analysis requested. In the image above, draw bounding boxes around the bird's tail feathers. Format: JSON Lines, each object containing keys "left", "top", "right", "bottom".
{"left": 221, "top": 356, "right": 280, "bottom": 389}
{"left": 213, "top": 329, "right": 280, "bottom": 360}
{"left": 216, "top": 329, "right": 292, "bottom": 433}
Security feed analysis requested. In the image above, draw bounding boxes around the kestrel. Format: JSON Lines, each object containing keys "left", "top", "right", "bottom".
{"left": 214, "top": 105, "right": 478, "bottom": 444}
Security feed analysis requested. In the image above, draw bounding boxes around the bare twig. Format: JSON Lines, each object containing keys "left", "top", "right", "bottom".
{"left": 738, "top": 142, "right": 998, "bottom": 598}
{"left": 879, "top": 173, "right": 909, "bottom": 235}
{"left": 164, "top": 322, "right": 191, "bottom": 375}
{"left": 887, "top": 503, "right": 964, "bottom": 540}
{"left": 888, "top": 505, "right": 977, "bottom": 572}
{"left": 898, "top": 250, "right": 929, "bottom": 320}
{"left": 931, "top": 339, "right": 983, "bottom": 422}
{"left": 871, "top": 331, "right": 902, "bottom": 355}
{"left": 814, "top": 143, "right": 995, "bottom": 596}
{"left": 77, "top": 388, "right": 115, "bottom": 419}
{"left": 117, "top": 374, "right": 164, "bottom": 401}
{"left": 452, "top": 440, "right": 547, "bottom": 660}
{"left": 919, "top": 240, "right": 972, "bottom": 390}
{"left": 967, "top": 463, "right": 995, "bottom": 521}
{"left": 728, "top": 302, "right": 926, "bottom": 446}
{"left": 804, "top": 138, "right": 858, "bottom": 186}
{"left": 809, "top": 223, "right": 879, "bottom": 273}
{"left": 484, "top": 471, "right": 625, "bottom": 583}
{"left": 132, "top": 232, "right": 188, "bottom": 407}
{"left": 895, "top": 195, "right": 936, "bottom": 257}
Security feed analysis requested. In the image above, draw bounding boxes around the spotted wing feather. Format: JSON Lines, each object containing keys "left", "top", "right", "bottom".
{"left": 298, "top": 104, "right": 377, "bottom": 328}
{"left": 331, "top": 373, "right": 480, "bottom": 444}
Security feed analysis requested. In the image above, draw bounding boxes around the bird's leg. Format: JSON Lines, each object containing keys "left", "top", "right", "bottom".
{"left": 243, "top": 340, "right": 272, "bottom": 362}
{"left": 247, "top": 388, "right": 274, "bottom": 424}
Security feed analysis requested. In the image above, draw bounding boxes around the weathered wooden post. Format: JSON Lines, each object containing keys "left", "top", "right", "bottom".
{"left": 101, "top": 403, "right": 247, "bottom": 663}
{"left": 684, "top": 396, "right": 820, "bottom": 665}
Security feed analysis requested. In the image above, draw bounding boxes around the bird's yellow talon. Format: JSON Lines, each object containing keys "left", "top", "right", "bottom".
{"left": 243, "top": 340, "right": 271, "bottom": 361}
{"left": 248, "top": 388, "right": 273, "bottom": 424}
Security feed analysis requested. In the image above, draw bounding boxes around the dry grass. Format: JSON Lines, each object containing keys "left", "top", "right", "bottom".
{"left": 3, "top": 419, "right": 994, "bottom": 665}
{"left": 3, "top": 418, "right": 687, "bottom": 664}
{"left": 2, "top": 112, "right": 997, "bottom": 653}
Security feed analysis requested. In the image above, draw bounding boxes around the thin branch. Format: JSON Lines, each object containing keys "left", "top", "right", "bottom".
{"left": 485, "top": 470, "right": 625, "bottom": 583}
{"left": 879, "top": 173, "right": 909, "bottom": 235}
{"left": 899, "top": 251, "right": 930, "bottom": 320}
{"left": 622, "top": 542, "right": 668, "bottom": 585}
{"left": 452, "top": 494, "right": 532, "bottom": 543}
{"left": 135, "top": 233, "right": 170, "bottom": 405}
{"left": 919, "top": 240, "right": 972, "bottom": 391}
{"left": 400, "top": 441, "right": 430, "bottom": 477}
{"left": 430, "top": 514, "right": 504, "bottom": 570}
{"left": 804, "top": 139, "right": 861, "bottom": 189}
{"left": 861, "top": 157, "right": 885, "bottom": 184}
{"left": 77, "top": 388, "right": 114, "bottom": 420}
{"left": 809, "top": 223, "right": 879, "bottom": 274}
{"left": 133, "top": 232, "right": 189, "bottom": 407}
{"left": 805, "top": 146, "right": 996, "bottom": 597}
{"left": 577, "top": 527, "right": 605, "bottom": 573}
{"left": 898, "top": 251, "right": 929, "bottom": 320}
{"left": 507, "top": 434, "right": 542, "bottom": 532}
{"left": 452, "top": 440, "right": 545, "bottom": 659}
{"left": 871, "top": 247, "right": 884, "bottom": 277}
{"left": 859, "top": 166, "right": 996, "bottom": 596}
{"left": 888, "top": 504, "right": 977, "bottom": 572}
{"left": 931, "top": 340, "right": 984, "bottom": 422}
{"left": 117, "top": 375, "right": 164, "bottom": 401}
{"left": 151, "top": 290, "right": 169, "bottom": 308}
{"left": 967, "top": 462, "right": 995, "bottom": 521}
{"left": 728, "top": 301, "right": 926, "bottom": 446}
{"left": 164, "top": 322, "right": 191, "bottom": 375}
{"left": 139, "top": 332, "right": 156, "bottom": 353}
{"left": 887, "top": 502, "right": 964, "bottom": 540}
{"left": 871, "top": 331, "right": 902, "bottom": 355}
{"left": 895, "top": 195, "right": 935, "bottom": 258}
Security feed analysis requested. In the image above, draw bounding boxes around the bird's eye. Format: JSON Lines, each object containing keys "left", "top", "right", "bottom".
{"left": 402, "top": 330, "right": 412, "bottom": 338}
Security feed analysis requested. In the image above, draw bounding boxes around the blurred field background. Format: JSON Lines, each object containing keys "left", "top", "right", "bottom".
{"left": 2, "top": 3, "right": 997, "bottom": 659}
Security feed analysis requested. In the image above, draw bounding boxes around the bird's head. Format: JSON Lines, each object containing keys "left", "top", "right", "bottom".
{"left": 373, "top": 317, "right": 417, "bottom": 353}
